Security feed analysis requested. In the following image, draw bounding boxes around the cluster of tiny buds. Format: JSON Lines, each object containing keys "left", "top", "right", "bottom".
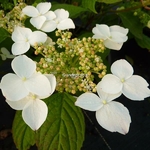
{"left": 0, "top": 2, "right": 27, "bottom": 33}
{"left": 36, "top": 30, "right": 107, "bottom": 94}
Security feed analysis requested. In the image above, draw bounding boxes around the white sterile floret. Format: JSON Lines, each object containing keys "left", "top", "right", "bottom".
{"left": 75, "top": 87, "right": 131, "bottom": 134}
{"left": 6, "top": 93, "right": 48, "bottom": 130}
{"left": 22, "top": 2, "right": 56, "bottom": 31}
{"left": 5, "top": 73, "right": 56, "bottom": 130}
{"left": 38, "top": 9, "right": 75, "bottom": 32}
{"left": 92, "top": 24, "right": 128, "bottom": 50}
{"left": 0, "top": 47, "right": 15, "bottom": 60}
{"left": 0, "top": 55, "right": 56, "bottom": 101}
{"left": 99, "top": 59, "right": 150, "bottom": 100}
{"left": 11, "top": 26, "right": 47, "bottom": 55}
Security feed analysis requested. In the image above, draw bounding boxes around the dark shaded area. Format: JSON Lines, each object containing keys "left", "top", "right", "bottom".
{"left": 1, "top": 38, "right": 150, "bottom": 150}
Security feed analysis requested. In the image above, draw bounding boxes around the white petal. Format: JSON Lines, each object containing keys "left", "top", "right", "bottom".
{"left": 110, "top": 25, "right": 129, "bottom": 35}
{"left": 123, "top": 75, "right": 150, "bottom": 100}
{"left": 36, "top": 2, "right": 51, "bottom": 14}
{"left": 111, "top": 59, "right": 133, "bottom": 80}
{"left": 25, "top": 73, "right": 51, "bottom": 97}
{"left": 44, "top": 74, "right": 56, "bottom": 94}
{"left": 75, "top": 93, "right": 103, "bottom": 111}
{"left": 30, "top": 16, "right": 46, "bottom": 29}
{"left": 40, "top": 20, "right": 57, "bottom": 32}
{"left": 12, "top": 26, "right": 32, "bottom": 42}
{"left": 44, "top": 11, "right": 56, "bottom": 20}
{"left": 96, "top": 81, "right": 122, "bottom": 103}
{"left": 92, "top": 24, "right": 110, "bottom": 40}
{"left": 57, "top": 19, "right": 75, "bottom": 30}
{"left": 54, "top": 9, "right": 69, "bottom": 20}
{"left": 0, "top": 73, "right": 29, "bottom": 101}
{"left": 11, "top": 42, "right": 30, "bottom": 55}
{"left": 22, "top": 99, "right": 48, "bottom": 130}
{"left": 22, "top": 6, "right": 39, "bottom": 17}
{"left": 104, "top": 39, "right": 123, "bottom": 50}
{"left": 29, "top": 31, "right": 47, "bottom": 46}
{"left": 111, "top": 32, "right": 128, "bottom": 43}
{"left": 100, "top": 74, "right": 123, "bottom": 94}
{"left": 12, "top": 55, "right": 36, "bottom": 78}
{"left": 6, "top": 97, "right": 29, "bottom": 110}
{"left": 96, "top": 101, "right": 131, "bottom": 134}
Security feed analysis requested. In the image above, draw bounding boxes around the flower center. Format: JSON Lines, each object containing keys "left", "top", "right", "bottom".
{"left": 22, "top": 77, "right": 26, "bottom": 81}
{"left": 121, "top": 78, "right": 125, "bottom": 83}
{"left": 31, "top": 94, "right": 36, "bottom": 100}
{"left": 102, "top": 100, "right": 107, "bottom": 105}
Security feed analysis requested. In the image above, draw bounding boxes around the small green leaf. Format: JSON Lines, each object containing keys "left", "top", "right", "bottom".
{"left": 97, "top": 0, "right": 122, "bottom": 4}
{"left": 0, "top": 28, "right": 10, "bottom": 43}
{"left": 135, "top": 34, "right": 150, "bottom": 49}
{"left": 118, "top": 12, "right": 143, "bottom": 39}
{"left": 12, "top": 111, "right": 36, "bottom": 150}
{"left": 82, "top": 0, "right": 97, "bottom": 13}
{"left": 36, "top": 92, "right": 85, "bottom": 150}
{"left": 51, "top": 4, "right": 87, "bottom": 18}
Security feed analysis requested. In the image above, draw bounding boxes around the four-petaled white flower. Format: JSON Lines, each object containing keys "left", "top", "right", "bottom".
{"left": 11, "top": 26, "right": 47, "bottom": 55}
{"left": 22, "top": 2, "right": 75, "bottom": 32}
{"left": 99, "top": 59, "right": 150, "bottom": 100}
{"left": 92, "top": 24, "right": 128, "bottom": 50}
{"left": 0, "top": 47, "right": 15, "bottom": 60}
{"left": 75, "top": 87, "right": 131, "bottom": 134}
{"left": 22, "top": 2, "right": 56, "bottom": 32}
{"left": 52, "top": 9, "right": 75, "bottom": 30}
{"left": 0, "top": 55, "right": 54, "bottom": 101}
{"left": 6, "top": 73, "right": 56, "bottom": 130}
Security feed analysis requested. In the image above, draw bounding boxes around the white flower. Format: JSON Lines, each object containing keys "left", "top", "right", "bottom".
{"left": 22, "top": 2, "right": 56, "bottom": 32}
{"left": 0, "top": 47, "right": 15, "bottom": 60}
{"left": 92, "top": 24, "right": 128, "bottom": 50}
{"left": 38, "top": 9, "right": 75, "bottom": 32}
{"left": 6, "top": 93, "right": 48, "bottom": 130}
{"left": 75, "top": 87, "right": 131, "bottom": 134}
{"left": 5, "top": 74, "right": 56, "bottom": 130}
{"left": 99, "top": 59, "right": 150, "bottom": 100}
{"left": 0, "top": 55, "right": 55, "bottom": 101}
{"left": 11, "top": 26, "right": 47, "bottom": 55}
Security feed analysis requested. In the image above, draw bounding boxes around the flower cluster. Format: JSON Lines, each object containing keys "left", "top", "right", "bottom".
{"left": 0, "top": 2, "right": 26, "bottom": 33}
{"left": 36, "top": 30, "right": 107, "bottom": 94}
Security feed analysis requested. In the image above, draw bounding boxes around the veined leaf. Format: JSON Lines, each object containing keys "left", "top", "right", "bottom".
{"left": 82, "top": 0, "right": 97, "bottom": 13}
{"left": 0, "top": 28, "right": 10, "bottom": 43}
{"left": 51, "top": 4, "right": 87, "bottom": 18}
{"left": 36, "top": 92, "right": 85, "bottom": 150}
{"left": 12, "top": 111, "right": 36, "bottom": 150}
{"left": 97, "top": 0, "right": 122, "bottom": 4}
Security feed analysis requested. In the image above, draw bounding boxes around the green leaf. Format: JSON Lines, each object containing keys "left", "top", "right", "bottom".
{"left": 0, "top": 28, "right": 10, "bottom": 43}
{"left": 12, "top": 111, "right": 36, "bottom": 150}
{"left": 97, "top": 0, "right": 122, "bottom": 4}
{"left": 118, "top": 12, "right": 143, "bottom": 39}
{"left": 135, "top": 34, "right": 150, "bottom": 49}
{"left": 82, "top": 0, "right": 97, "bottom": 13}
{"left": 36, "top": 92, "right": 85, "bottom": 150}
{"left": 51, "top": 4, "right": 87, "bottom": 18}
